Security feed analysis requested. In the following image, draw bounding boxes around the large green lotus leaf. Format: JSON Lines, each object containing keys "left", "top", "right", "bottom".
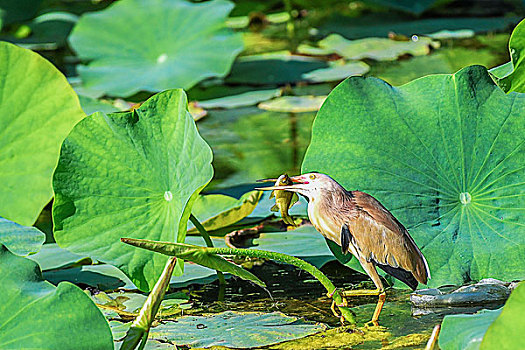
{"left": 491, "top": 19, "right": 525, "bottom": 93}
{"left": 147, "top": 311, "right": 326, "bottom": 348}
{"left": 0, "top": 217, "right": 45, "bottom": 256}
{"left": 302, "top": 65, "right": 525, "bottom": 287}
{"left": 0, "top": 41, "right": 85, "bottom": 225}
{"left": 0, "top": 245, "right": 113, "bottom": 349}
{"left": 481, "top": 282, "right": 525, "bottom": 349}
{"left": 188, "top": 191, "right": 262, "bottom": 233}
{"left": 53, "top": 89, "right": 214, "bottom": 291}
{"left": 69, "top": 0, "right": 243, "bottom": 97}
{"left": 317, "top": 34, "right": 439, "bottom": 61}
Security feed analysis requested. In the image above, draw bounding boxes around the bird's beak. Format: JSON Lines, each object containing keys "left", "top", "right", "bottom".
{"left": 255, "top": 175, "right": 308, "bottom": 192}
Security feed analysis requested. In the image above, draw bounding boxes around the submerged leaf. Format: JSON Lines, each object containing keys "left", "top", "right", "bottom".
{"left": 0, "top": 42, "right": 85, "bottom": 225}
{"left": 0, "top": 245, "right": 113, "bottom": 349}
{"left": 303, "top": 65, "right": 525, "bottom": 288}
{"left": 70, "top": 0, "right": 243, "bottom": 97}
{"left": 53, "top": 89, "right": 213, "bottom": 291}
{"left": 121, "top": 238, "right": 265, "bottom": 287}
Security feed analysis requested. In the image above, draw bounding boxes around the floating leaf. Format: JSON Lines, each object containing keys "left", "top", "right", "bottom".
{"left": 0, "top": 42, "right": 85, "bottom": 225}
{"left": 148, "top": 311, "right": 326, "bottom": 348}
{"left": 70, "top": 0, "right": 243, "bottom": 97}
{"left": 189, "top": 191, "right": 262, "bottom": 233}
{"left": 0, "top": 217, "right": 45, "bottom": 256}
{"left": 427, "top": 29, "right": 475, "bottom": 40}
{"left": 302, "top": 61, "right": 370, "bottom": 83}
{"left": 302, "top": 66, "right": 525, "bottom": 288}
{"left": 258, "top": 96, "right": 327, "bottom": 113}
{"left": 316, "top": 34, "right": 439, "bottom": 61}
{"left": 481, "top": 282, "right": 525, "bottom": 349}
{"left": 53, "top": 89, "right": 214, "bottom": 291}
{"left": 197, "top": 89, "right": 282, "bottom": 109}
{"left": 121, "top": 238, "right": 265, "bottom": 287}
{"left": 0, "top": 245, "right": 113, "bottom": 349}
{"left": 492, "top": 19, "right": 525, "bottom": 93}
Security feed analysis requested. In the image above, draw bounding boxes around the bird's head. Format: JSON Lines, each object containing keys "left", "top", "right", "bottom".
{"left": 257, "top": 172, "right": 342, "bottom": 200}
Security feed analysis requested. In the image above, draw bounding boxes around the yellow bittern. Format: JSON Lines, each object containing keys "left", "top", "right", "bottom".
{"left": 259, "top": 172, "right": 430, "bottom": 325}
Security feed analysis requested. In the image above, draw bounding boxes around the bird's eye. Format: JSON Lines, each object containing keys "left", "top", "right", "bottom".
{"left": 309, "top": 174, "right": 316, "bottom": 180}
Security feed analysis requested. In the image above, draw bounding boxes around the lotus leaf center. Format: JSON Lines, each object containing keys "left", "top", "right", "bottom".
{"left": 157, "top": 54, "right": 168, "bottom": 64}
{"left": 459, "top": 192, "right": 471, "bottom": 205}
{"left": 164, "top": 191, "right": 173, "bottom": 202}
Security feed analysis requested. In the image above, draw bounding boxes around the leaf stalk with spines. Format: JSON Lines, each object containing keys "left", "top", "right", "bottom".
{"left": 121, "top": 238, "right": 356, "bottom": 324}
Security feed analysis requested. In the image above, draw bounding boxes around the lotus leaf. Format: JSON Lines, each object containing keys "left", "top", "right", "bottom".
{"left": 302, "top": 65, "right": 525, "bottom": 288}
{"left": 0, "top": 217, "right": 45, "bottom": 256}
{"left": 481, "top": 282, "right": 525, "bottom": 349}
{"left": 53, "top": 89, "right": 213, "bottom": 291}
{"left": 188, "top": 191, "right": 262, "bottom": 233}
{"left": 0, "top": 245, "right": 113, "bottom": 349}
{"left": 439, "top": 309, "right": 501, "bottom": 350}
{"left": 198, "top": 89, "right": 282, "bottom": 109}
{"left": 317, "top": 34, "right": 439, "bottom": 61}
{"left": 258, "top": 96, "right": 327, "bottom": 113}
{"left": 28, "top": 243, "right": 86, "bottom": 270}
{"left": 147, "top": 311, "right": 326, "bottom": 348}
{"left": 302, "top": 61, "right": 370, "bottom": 83}
{"left": 491, "top": 19, "right": 525, "bottom": 93}
{"left": 0, "top": 41, "right": 85, "bottom": 225}
{"left": 70, "top": 0, "right": 243, "bottom": 97}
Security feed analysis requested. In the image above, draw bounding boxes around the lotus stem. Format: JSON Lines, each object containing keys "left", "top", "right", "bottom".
{"left": 189, "top": 214, "right": 226, "bottom": 285}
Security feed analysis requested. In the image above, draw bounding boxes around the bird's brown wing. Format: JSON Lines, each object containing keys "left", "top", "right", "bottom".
{"left": 347, "top": 191, "right": 429, "bottom": 285}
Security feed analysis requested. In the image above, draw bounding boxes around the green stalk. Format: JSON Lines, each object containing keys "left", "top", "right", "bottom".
{"left": 189, "top": 214, "right": 226, "bottom": 285}
{"left": 120, "top": 257, "right": 178, "bottom": 350}
{"left": 122, "top": 238, "right": 355, "bottom": 324}
{"left": 283, "top": 0, "right": 297, "bottom": 52}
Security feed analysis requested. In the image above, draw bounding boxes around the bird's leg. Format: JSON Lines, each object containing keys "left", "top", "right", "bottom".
{"left": 367, "top": 291, "right": 386, "bottom": 327}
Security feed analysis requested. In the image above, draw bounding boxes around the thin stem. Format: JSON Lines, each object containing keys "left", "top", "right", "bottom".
{"left": 283, "top": 0, "right": 297, "bottom": 52}
{"left": 189, "top": 214, "right": 226, "bottom": 285}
